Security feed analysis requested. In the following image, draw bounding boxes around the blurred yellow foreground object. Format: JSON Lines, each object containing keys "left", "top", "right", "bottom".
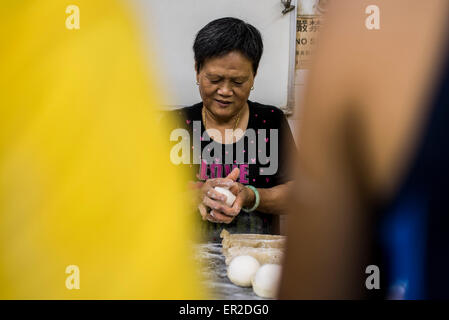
{"left": 0, "top": 0, "right": 205, "bottom": 299}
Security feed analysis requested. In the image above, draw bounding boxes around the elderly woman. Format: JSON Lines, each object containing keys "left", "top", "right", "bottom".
{"left": 170, "top": 17, "right": 296, "bottom": 242}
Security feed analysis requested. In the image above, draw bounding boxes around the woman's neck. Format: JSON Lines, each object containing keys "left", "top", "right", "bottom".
{"left": 203, "top": 102, "right": 249, "bottom": 129}
{"left": 203, "top": 102, "right": 250, "bottom": 144}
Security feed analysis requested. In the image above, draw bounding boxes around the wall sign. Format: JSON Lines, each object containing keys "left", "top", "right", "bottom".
{"left": 296, "top": 15, "right": 322, "bottom": 69}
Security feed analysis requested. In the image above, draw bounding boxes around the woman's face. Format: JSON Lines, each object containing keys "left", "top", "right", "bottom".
{"left": 196, "top": 51, "right": 255, "bottom": 121}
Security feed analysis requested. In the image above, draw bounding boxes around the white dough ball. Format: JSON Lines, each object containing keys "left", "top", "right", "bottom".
{"left": 227, "top": 255, "right": 260, "bottom": 287}
{"left": 252, "top": 264, "right": 282, "bottom": 299}
{"left": 214, "top": 186, "right": 236, "bottom": 207}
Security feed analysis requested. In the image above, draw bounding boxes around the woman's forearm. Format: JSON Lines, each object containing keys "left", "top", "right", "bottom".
{"left": 244, "top": 182, "right": 293, "bottom": 215}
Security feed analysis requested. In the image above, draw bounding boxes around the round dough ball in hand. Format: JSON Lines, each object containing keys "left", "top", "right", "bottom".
{"left": 214, "top": 186, "right": 236, "bottom": 207}
{"left": 252, "top": 264, "right": 282, "bottom": 299}
{"left": 227, "top": 255, "right": 260, "bottom": 287}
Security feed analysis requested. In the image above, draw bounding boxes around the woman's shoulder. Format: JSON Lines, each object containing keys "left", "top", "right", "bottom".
{"left": 248, "top": 101, "right": 287, "bottom": 130}
{"left": 249, "top": 100, "right": 285, "bottom": 118}
{"left": 168, "top": 102, "right": 203, "bottom": 120}
{"left": 159, "top": 103, "right": 202, "bottom": 131}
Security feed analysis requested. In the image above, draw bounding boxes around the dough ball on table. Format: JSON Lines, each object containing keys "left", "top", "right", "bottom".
{"left": 252, "top": 264, "right": 282, "bottom": 299}
{"left": 227, "top": 255, "right": 260, "bottom": 287}
{"left": 214, "top": 187, "right": 236, "bottom": 207}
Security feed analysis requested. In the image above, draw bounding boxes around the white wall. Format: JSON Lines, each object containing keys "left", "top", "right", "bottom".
{"left": 132, "top": 0, "right": 296, "bottom": 109}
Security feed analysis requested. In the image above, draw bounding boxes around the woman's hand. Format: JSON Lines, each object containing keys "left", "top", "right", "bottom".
{"left": 197, "top": 168, "right": 255, "bottom": 224}
{"left": 196, "top": 174, "right": 238, "bottom": 224}
{"left": 229, "top": 179, "right": 256, "bottom": 214}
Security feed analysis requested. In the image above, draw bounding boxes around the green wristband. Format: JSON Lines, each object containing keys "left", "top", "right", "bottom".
{"left": 242, "top": 185, "right": 260, "bottom": 213}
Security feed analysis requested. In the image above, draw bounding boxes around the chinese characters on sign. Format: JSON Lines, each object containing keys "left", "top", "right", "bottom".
{"left": 296, "top": 16, "right": 322, "bottom": 69}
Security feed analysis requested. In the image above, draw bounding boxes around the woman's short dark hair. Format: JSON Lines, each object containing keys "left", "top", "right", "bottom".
{"left": 193, "top": 17, "right": 263, "bottom": 75}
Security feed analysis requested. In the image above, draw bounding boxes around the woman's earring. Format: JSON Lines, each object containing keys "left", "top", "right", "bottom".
{"left": 251, "top": 86, "right": 255, "bottom": 90}
{"left": 196, "top": 82, "right": 200, "bottom": 85}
